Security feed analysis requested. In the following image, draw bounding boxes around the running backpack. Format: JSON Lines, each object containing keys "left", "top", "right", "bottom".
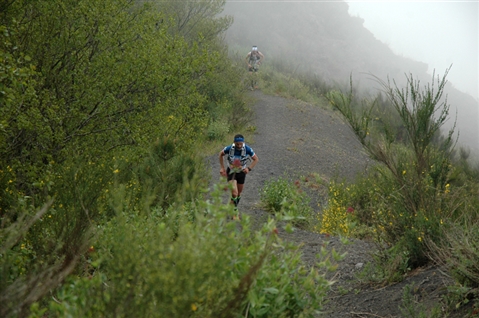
{"left": 228, "top": 144, "right": 247, "bottom": 165}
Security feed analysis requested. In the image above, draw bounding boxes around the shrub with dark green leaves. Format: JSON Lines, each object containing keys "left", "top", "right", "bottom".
{"left": 0, "top": 0, "right": 253, "bottom": 316}
{"left": 246, "top": 241, "right": 340, "bottom": 317}
{"left": 207, "top": 120, "right": 230, "bottom": 141}
{"left": 37, "top": 184, "right": 334, "bottom": 317}
{"left": 260, "top": 176, "right": 314, "bottom": 228}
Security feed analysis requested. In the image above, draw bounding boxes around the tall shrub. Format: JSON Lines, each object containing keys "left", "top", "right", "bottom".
{"left": 325, "top": 69, "right": 457, "bottom": 268}
{"left": 0, "top": 0, "right": 244, "bottom": 315}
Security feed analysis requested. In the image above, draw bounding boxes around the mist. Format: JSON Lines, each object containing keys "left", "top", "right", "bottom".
{"left": 222, "top": 0, "right": 479, "bottom": 156}
{"left": 347, "top": 1, "right": 478, "bottom": 101}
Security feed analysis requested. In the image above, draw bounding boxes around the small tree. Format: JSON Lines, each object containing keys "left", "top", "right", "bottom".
{"left": 153, "top": 0, "right": 233, "bottom": 42}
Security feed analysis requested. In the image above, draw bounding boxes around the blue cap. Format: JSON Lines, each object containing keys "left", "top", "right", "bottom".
{"left": 234, "top": 136, "right": 245, "bottom": 142}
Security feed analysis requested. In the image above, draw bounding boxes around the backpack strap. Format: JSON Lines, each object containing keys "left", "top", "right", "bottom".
{"left": 228, "top": 143, "right": 235, "bottom": 163}
{"left": 228, "top": 144, "right": 247, "bottom": 165}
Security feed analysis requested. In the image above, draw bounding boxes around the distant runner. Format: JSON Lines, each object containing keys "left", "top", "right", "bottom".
{"left": 245, "top": 45, "right": 264, "bottom": 90}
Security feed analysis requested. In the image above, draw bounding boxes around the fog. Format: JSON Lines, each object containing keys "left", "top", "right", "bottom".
{"left": 222, "top": 0, "right": 479, "bottom": 154}
{"left": 347, "top": 1, "right": 479, "bottom": 101}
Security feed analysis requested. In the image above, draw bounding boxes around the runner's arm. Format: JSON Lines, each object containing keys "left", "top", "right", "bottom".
{"left": 219, "top": 150, "right": 227, "bottom": 176}
{"left": 258, "top": 52, "right": 265, "bottom": 64}
{"left": 245, "top": 52, "right": 251, "bottom": 66}
{"left": 246, "top": 154, "right": 258, "bottom": 172}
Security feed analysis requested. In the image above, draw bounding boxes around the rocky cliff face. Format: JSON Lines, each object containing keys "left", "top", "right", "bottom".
{"left": 223, "top": 0, "right": 478, "bottom": 155}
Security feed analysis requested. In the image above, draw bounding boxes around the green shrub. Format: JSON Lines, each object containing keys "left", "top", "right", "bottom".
{"left": 38, "top": 184, "right": 334, "bottom": 317}
{"left": 324, "top": 70, "right": 461, "bottom": 272}
{"left": 260, "top": 176, "right": 314, "bottom": 229}
{"left": 246, "top": 242, "right": 341, "bottom": 317}
{"left": 260, "top": 177, "right": 291, "bottom": 213}
{"left": 1, "top": 0, "right": 265, "bottom": 316}
{"left": 427, "top": 220, "right": 479, "bottom": 290}
{"left": 207, "top": 120, "right": 230, "bottom": 141}
{"left": 399, "top": 283, "right": 443, "bottom": 318}
{"left": 0, "top": 156, "right": 111, "bottom": 317}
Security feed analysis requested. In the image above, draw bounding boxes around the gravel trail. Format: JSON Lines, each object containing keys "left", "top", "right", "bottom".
{"left": 208, "top": 90, "right": 464, "bottom": 317}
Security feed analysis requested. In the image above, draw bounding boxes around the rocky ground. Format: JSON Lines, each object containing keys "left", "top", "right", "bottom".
{"left": 208, "top": 90, "right": 472, "bottom": 317}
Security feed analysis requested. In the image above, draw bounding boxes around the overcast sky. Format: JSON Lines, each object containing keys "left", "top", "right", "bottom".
{"left": 346, "top": 1, "right": 478, "bottom": 101}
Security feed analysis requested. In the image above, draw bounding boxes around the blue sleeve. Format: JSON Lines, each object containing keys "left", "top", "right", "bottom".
{"left": 245, "top": 145, "right": 255, "bottom": 157}
{"left": 223, "top": 145, "right": 232, "bottom": 154}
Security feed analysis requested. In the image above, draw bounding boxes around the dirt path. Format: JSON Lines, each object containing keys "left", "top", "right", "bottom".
{"left": 209, "top": 91, "right": 465, "bottom": 317}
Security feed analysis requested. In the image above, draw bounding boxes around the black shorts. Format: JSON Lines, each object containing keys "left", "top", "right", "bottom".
{"left": 226, "top": 167, "right": 246, "bottom": 184}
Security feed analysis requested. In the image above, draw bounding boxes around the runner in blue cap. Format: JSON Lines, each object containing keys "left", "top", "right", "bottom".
{"left": 219, "top": 134, "right": 259, "bottom": 217}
